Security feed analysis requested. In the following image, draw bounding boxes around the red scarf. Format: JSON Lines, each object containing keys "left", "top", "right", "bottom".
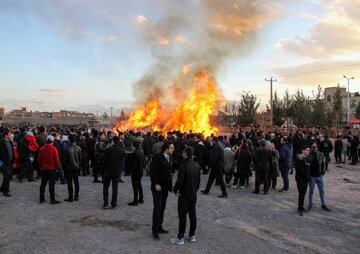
{"left": 25, "top": 135, "right": 39, "bottom": 152}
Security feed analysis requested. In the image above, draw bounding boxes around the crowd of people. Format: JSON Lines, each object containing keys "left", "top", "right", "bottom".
{"left": 0, "top": 124, "right": 359, "bottom": 243}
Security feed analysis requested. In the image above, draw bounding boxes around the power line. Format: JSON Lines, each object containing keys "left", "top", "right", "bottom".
{"left": 275, "top": 63, "right": 360, "bottom": 79}
{"left": 223, "top": 62, "right": 360, "bottom": 89}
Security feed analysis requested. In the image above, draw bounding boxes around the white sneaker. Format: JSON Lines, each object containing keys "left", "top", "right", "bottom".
{"left": 231, "top": 185, "right": 238, "bottom": 189}
{"left": 170, "top": 237, "right": 184, "bottom": 245}
{"left": 239, "top": 186, "right": 245, "bottom": 189}
{"left": 186, "top": 235, "right": 196, "bottom": 242}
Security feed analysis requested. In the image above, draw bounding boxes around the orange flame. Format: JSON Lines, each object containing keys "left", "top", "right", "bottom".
{"left": 115, "top": 69, "right": 219, "bottom": 137}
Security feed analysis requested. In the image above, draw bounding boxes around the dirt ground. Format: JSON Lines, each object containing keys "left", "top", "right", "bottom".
{"left": 0, "top": 160, "right": 359, "bottom": 254}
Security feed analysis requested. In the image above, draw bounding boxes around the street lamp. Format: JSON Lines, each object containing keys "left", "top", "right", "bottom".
{"left": 343, "top": 75, "right": 354, "bottom": 124}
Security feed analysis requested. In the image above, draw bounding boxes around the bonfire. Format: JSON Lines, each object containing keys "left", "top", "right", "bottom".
{"left": 114, "top": 69, "right": 219, "bottom": 137}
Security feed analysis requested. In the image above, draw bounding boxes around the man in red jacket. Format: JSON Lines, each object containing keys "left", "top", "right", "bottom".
{"left": 38, "top": 135, "right": 60, "bottom": 204}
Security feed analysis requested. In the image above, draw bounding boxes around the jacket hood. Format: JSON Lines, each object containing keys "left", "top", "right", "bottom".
{"left": 240, "top": 143, "right": 248, "bottom": 150}
{"left": 42, "top": 144, "right": 53, "bottom": 151}
{"left": 25, "top": 135, "right": 39, "bottom": 152}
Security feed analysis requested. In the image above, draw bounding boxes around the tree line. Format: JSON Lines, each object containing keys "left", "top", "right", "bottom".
{"left": 223, "top": 85, "right": 360, "bottom": 128}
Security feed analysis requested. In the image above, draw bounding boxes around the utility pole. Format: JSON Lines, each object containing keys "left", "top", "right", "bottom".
{"left": 96, "top": 111, "right": 99, "bottom": 129}
{"left": 110, "top": 106, "right": 114, "bottom": 119}
{"left": 343, "top": 75, "right": 354, "bottom": 124}
{"left": 265, "top": 77, "right": 277, "bottom": 126}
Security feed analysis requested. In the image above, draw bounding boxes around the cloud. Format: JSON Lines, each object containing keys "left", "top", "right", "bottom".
{"left": 39, "top": 88, "right": 71, "bottom": 96}
{"left": 155, "top": 36, "right": 169, "bottom": 45}
{"left": 272, "top": 60, "right": 360, "bottom": 87}
{"left": 0, "top": 97, "right": 51, "bottom": 112}
{"left": 64, "top": 26, "right": 90, "bottom": 37}
{"left": 98, "top": 34, "right": 119, "bottom": 42}
{"left": 0, "top": 1, "right": 129, "bottom": 42}
{"left": 275, "top": 0, "right": 360, "bottom": 58}
{"left": 135, "top": 15, "right": 149, "bottom": 25}
{"left": 300, "top": 12, "right": 319, "bottom": 21}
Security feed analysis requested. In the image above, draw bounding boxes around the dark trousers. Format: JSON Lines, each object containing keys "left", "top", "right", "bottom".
{"left": 204, "top": 167, "right": 227, "bottom": 194}
{"left": 233, "top": 174, "right": 247, "bottom": 187}
{"left": 233, "top": 174, "right": 239, "bottom": 186}
{"left": 351, "top": 151, "right": 358, "bottom": 165}
{"left": 0, "top": 164, "right": 13, "bottom": 194}
{"left": 178, "top": 195, "right": 197, "bottom": 239}
{"left": 255, "top": 170, "right": 269, "bottom": 193}
{"left": 103, "top": 175, "right": 119, "bottom": 206}
{"left": 280, "top": 163, "right": 290, "bottom": 191}
{"left": 35, "top": 155, "right": 41, "bottom": 178}
{"left": 324, "top": 153, "right": 330, "bottom": 169}
{"left": 152, "top": 190, "right": 168, "bottom": 234}
{"left": 296, "top": 180, "right": 308, "bottom": 209}
{"left": 335, "top": 151, "right": 342, "bottom": 163}
{"left": 131, "top": 174, "right": 143, "bottom": 202}
{"left": 269, "top": 176, "right": 277, "bottom": 188}
{"left": 145, "top": 155, "right": 153, "bottom": 176}
{"left": 93, "top": 161, "right": 103, "bottom": 181}
{"left": 66, "top": 170, "right": 79, "bottom": 199}
{"left": 39, "top": 170, "right": 57, "bottom": 201}
{"left": 19, "top": 162, "right": 34, "bottom": 180}
{"left": 125, "top": 153, "right": 136, "bottom": 176}
{"left": 81, "top": 164, "right": 90, "bottom": 176}
{"left": 202, "top": 164, "right": 209, "bottom": 174}
{"left": 225, "top": 172, "right": 232, "bottom": 184}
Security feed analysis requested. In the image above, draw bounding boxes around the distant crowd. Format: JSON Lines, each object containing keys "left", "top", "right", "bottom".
{"left": 0, "top": 125, "right": 359, "bottom": 242}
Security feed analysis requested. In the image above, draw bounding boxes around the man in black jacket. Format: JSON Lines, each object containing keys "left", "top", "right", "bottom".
{"left": 51, "top": 132, "right": 65, "bottom": 184}
{"left": 170, "top": 147, "right": 200, "bottom": 245}
{"left": 18, "top": 131, "right": 37, "bottom": 182}
{"left": 63, "top": 134, "right": 82, "bottom": 202}
{"left": 350, "top": 133, "right": 359, "bottom": 165}
{"left": 150, "top": 141, "right": 174, "bottom": 240}
{"left": 193, "top": 135, "right": 205, "bottom": 173}
{"left": 142, "top": 132, "right": 155, "bottom": 176}
{"left": 295, "top": 145, "right": 311, "bottom": 216}
{"left": 319, "top": 134, "right": 333, "bottom": 171}
{"left": 94, "top": 132, "right": 106, "bottom": 183}
{"left": 0, "top": 129, "right": 14, "bottom": 197}
{"left": 102, "top": 136, "right": 126, "bottom": 209}
{"left": 334, "top": 135, "right": 343, "bottom": 164}
{"left": 128, "top": 141, "right": 145, "bottom": 206}
{"left": 201, "top": 136, "right": 227, "bottom": 198}
{"left": 308, "top": 142, "right": 331, "bottom": 212}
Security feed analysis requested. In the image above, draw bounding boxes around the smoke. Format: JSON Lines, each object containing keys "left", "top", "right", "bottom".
{"left": 133, "top": 0, "right": 281, "bottom": 106}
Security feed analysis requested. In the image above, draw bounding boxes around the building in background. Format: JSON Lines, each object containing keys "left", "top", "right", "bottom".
{"left": 324, "top": 87, "right": 360, "bottom": 124}
{"left": 2, "top": 107, "right": 96, "bottom": 126}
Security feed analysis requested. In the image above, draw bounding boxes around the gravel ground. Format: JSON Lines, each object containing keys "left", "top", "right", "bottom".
{"left": 0, "top": 160, "right": 359, "bottom": 254}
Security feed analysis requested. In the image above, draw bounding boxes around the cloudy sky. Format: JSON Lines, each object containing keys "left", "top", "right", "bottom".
{"left": 0, "top": 0, "right": 359, "bottom": 115}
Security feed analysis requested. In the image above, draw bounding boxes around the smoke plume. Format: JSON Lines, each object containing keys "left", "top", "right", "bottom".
{"left": 133, "top": 0, "right": 281, "bottom": 107}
